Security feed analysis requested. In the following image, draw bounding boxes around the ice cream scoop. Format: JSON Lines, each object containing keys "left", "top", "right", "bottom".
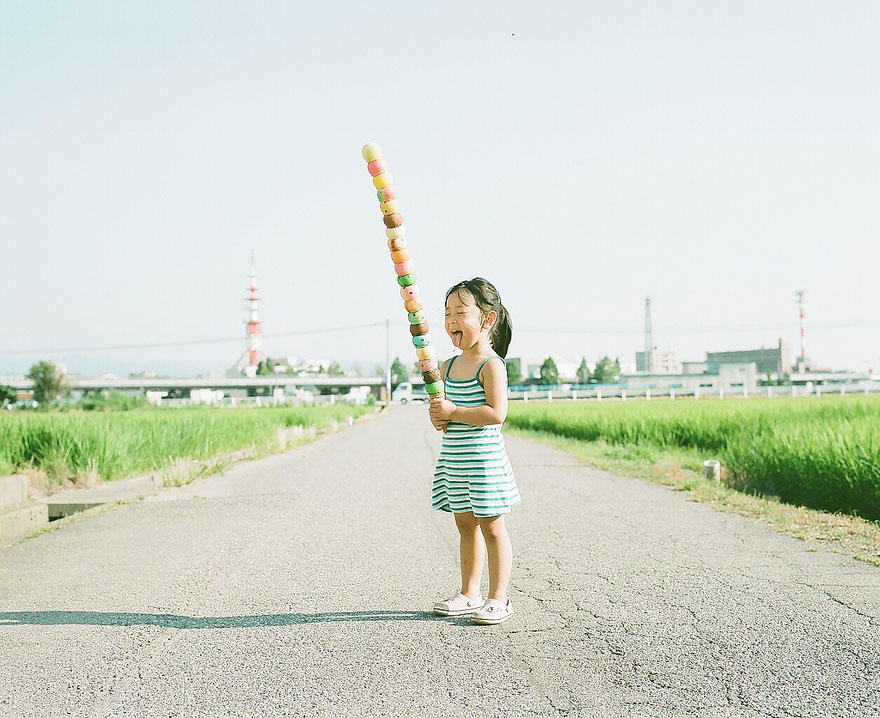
{"left": 404, "top": 298, "right": 423, "bottom": 312}
{"left": 362, "top": 143, "right": 382, "bottom": 162}
{"left": 367, "top": 159, "right": 387, "bottom": 177}
{"left": 383, "top": 212, "right": 403, "bottom": 228}
{"left": 385, "top": 226, "right": 406, "bottom": 239}
{"left": 400, "top": 285, "right": 421, "bottom": 301}
{"left": 380, "top": 199, "right": 399, "bottom": 216}
{"left": 397, "top": 273, "right": 416, "bottom": 287}
{"left": 377, "top": 186, "right": 397, "bottom": 202}
{"left": 390, "top": 249, "right": 411, "bottom": 263}
{"left": 412, "top": 333, "right": 431, "bottom": 348}
{"left": 395, "top": 260, "right": 414, "bottom": 276}
{"left": 424, "top": 380, "right": 443, "bottom": 396}
{"left": 408, "top": 310, "right": 426, "bottom": 324}
{"left": 419, "top": 358, "right": 438, "bottom": 372}
{"left": 372, "top": 172, "right": 393, "bottom": 189}
{"left": 421, "top": 369, "right": 441, "bottom": 383}
{"left": 410, "top": 322, "right": 429, "bottom": 336}
{"left": 416, "top": 345, "right": 436, "bottom": 361}
{"left": 387, "top": 237, "right": 407, "bottom": 252}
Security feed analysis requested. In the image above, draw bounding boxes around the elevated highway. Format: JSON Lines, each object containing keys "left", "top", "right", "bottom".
{"left": 2, "top": 375, "right": 415, "bottom": 396}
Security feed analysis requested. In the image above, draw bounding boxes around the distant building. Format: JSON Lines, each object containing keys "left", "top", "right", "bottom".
{"left": 706, "top": 338, "right": 789, "bottom": 377}
{"left": 621, "top": 362, "right": 758, "bottom": 394}
{"left": 792, "top": 355, "right": 830, "bottom": 374}
{"left": 682, "top": 361, "right": 708, "bottom": 375}
{"left": 636, "top": 347, "right": 679, "bottom": 374}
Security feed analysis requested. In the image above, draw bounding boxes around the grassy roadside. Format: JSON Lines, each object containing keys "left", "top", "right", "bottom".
{"left": 153, "top": 421, "right": 340, "bottom": 489}
{"left": 507, "top": 426, "right": 880, "bottom": 568}
{"left": 1, "top": 405, "right": 374, "bottom": 493}
{"left": 14, "top": 408, "right": 383, "bottom": 547}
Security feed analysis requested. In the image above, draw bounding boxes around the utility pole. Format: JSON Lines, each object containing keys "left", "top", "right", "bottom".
{"left": 385, "top": 318, "right": 391, "bottom": 401}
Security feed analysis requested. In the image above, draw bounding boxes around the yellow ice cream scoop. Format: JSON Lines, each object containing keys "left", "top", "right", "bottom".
{"left": 362, "top": 143, "right": 382, "bottom": 162}
{"left": 380, "top": 199, "right": 399, "bottom": 216}
{"left": 372, "top": 172, "right": 393, "bottom": 189}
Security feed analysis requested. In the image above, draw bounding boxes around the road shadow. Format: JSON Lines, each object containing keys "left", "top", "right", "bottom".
{"left": 0, "top": 610, "right": 459, "bottom": 629}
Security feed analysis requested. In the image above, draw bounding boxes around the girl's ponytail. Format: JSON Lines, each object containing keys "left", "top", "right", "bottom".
{"left": 490, "top": 302, "right": 512, "bottom": 359}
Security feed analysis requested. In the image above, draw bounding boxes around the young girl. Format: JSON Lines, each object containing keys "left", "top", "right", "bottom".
{"left": 428, "top": 277, "right": 520, "bottom": 625}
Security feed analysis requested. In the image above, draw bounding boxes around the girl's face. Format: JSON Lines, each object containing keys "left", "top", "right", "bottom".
{"left": 445, "top": 290, "right": 495, "bottom": 350}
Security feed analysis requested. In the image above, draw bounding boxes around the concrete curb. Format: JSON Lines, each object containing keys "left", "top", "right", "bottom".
{"left": 0, "top": 475, "right": 48, "bottom": 548}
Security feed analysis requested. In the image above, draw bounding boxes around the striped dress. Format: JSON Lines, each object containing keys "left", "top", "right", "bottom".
{"left": 432, "top": 355, "right": 521, "bottom": 517}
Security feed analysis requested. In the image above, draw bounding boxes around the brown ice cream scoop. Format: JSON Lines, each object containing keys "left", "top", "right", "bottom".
{"left": 409, "top": 322, "right": 429, "bottom": 336}
{"left": 383, "top": 212, "right": 404, "bottom": 228}
{"left": 422, "top": 369, "right": 441, "bottom": 384}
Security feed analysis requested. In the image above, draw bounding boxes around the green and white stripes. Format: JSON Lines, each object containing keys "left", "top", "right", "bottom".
{"left": 432, "top": 359, "right": 520, "bottom": 517}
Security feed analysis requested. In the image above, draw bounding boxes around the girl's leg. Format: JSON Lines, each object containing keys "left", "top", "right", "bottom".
{"left": 454, "top": 511, "right": 484, "bottom": 598}
{"left": 476, "top": 515, "right": 512, "bottom": 602}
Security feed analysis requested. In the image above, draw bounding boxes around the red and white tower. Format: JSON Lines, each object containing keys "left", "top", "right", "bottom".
{"left": 235, "top": 250, "right": 267, "bottom": 376}
{"left": 796, "top": 290, "right": 806, "bottom": 360}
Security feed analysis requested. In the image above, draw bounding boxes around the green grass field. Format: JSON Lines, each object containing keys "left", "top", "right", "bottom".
{"left": 506, "top": 396, "right": 880, "bottom": 521}
{"left": 0, "top": 405, "right": 371, "bottom": 485}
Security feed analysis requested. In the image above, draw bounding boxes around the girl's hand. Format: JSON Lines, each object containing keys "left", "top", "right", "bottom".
{"left": 431, "top": 416, "right": 449, "bottom": 433}
{"left": 427, "top": 402, "right": 449, "bottom": 433}
{"left": 430, "top": 397, "right": 456, "bottom": 422}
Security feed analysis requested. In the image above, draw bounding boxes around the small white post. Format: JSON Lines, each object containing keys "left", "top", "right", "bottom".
{"left": 597, "top": 389, "right": 602, "bottom": 402}
{"left": 621, "top": 389, "right": 627, "bottom": 402}
{"left": 670, "top": 388, "right": 675, "bottom": 401}
{"left": 719, "top": 387, "right": 724, "bottom": 400}
{"left": 791, "top": 385, "right": 797, "bottom": 398}
{"left": 523, "top": 393, "right": 528, "bottom": 403}
{"left": 840, "top": 385, "right": 845, "bottom": 397}
{"left": 816, "top": 385, "right": 821, "bottom": 397}
{"left": 866, "top": 385, "right": 870, "bottom": 397}
{"left": 743, "top": 384, "right": 748, "bottom": 399}
{"left": 703, "top": 459, "right": 721, "bottom": 481}
{"left": 572, "top": 390, "right": 577, "bottom": 401}
{"left": 646, "top": 388, "right": 651, "bottom": 401}
{"left": 330, "top": 394, "right": 335, "bottom": 406}
{"left": 768, "top": 386, "right": 773, "bottom": 399}
{"left": 547, "top": 390, "right": 553, "bottom": 403}
{"left": 695, "top": 387, "right": 700, "bottom": 400}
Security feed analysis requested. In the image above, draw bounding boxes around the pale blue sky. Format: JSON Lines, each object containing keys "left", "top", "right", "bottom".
{"left": 2, "top": 1, "right": 878, "bottom": 376}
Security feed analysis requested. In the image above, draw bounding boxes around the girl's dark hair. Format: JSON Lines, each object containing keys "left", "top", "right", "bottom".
{"left": 445, "top": 277, "right": 513, "bottom": 358}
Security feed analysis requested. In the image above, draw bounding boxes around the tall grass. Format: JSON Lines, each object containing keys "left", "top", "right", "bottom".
{"left": 507, "top": 397, "right": 880, "bottom": 520}
{"left": 0, "top": 405, "right": 370, "bottom": 484}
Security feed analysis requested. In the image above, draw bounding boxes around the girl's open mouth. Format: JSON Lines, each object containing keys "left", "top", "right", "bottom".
{"left": 451, "top": 331, "right": 462, "bottom": 347}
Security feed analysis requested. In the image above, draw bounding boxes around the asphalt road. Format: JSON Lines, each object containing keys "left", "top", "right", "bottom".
{"left": 1, "top": 406, "right": 878, "bottom": 717}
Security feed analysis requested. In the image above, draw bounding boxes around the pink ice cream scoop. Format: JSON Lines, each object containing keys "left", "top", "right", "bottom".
{"left": 419, "top": 358, "right": 438, "bottom": 372}
{"left": 394, "top": 260, "right": 414, "bottom": 276}
{"left": 377, "top": 186, "right": 397, "bottom": 202}
{"left": 400, "top": 285, "right": 421, "bottom": 301}
{"left": 367, "top": 159, "right": 387, "bottom": 177}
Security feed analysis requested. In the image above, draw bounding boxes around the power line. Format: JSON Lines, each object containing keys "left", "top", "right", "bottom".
{"left": 517, "top": 319, "right": 880, "bottom": 335}
{"left": 3, "top": 318, "right": 876, "bottom": 356}
{"left": 1, "top": 322, "right": 388, "bottom": 356}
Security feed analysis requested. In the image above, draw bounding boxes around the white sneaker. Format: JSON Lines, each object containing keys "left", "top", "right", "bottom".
{"left": 471, "top": 598, "right": 514, "bottom": 625}
{"left": 433, "top": 592, "right": 484, "bottom": 616}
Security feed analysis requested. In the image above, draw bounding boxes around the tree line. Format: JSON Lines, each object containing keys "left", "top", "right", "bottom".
{"left": 505, "top": 356, "right": 621, "bottom": 386}
{"left": 384, "top": 355, "right": 622, "bottom": 392}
